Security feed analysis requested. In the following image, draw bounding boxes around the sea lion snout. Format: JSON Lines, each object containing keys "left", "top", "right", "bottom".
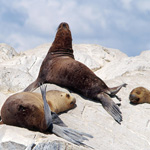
{"left": 129, "top": 93, "right": 139, "bottom": 104}
{"left": 70, "top": 97, "right": 76, "bottom": 107}
{"left": 58, "top": 22, "right": 69, "bottom": 30}
{"left": 62, "top": 23, "right": 67, "bottom": 28}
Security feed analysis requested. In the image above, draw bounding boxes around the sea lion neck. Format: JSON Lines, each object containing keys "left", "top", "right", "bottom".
{"left": 48, "top": 22, "right": 74, "bottom": 59}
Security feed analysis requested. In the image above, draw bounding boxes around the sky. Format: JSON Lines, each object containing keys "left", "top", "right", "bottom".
{"left": 0, "top": 0, "right": 150, "bottom": 56}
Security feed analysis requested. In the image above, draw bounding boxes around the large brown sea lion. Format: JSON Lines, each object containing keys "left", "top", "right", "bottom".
{"left": 0, "top": 85, "right": 93, "bottom": 146}
{"left": 129, "top": 87, "right": 150, "bottom": 104}
{"left": 24, "top": 22, "right": 127, "bottom": 123}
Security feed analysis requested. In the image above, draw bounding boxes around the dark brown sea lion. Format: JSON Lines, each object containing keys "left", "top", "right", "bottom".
{"left": 0, "top": 85, "right": 93, "bottom": 146}
{"left": 24, "top": 22, "right": 127, "bottom": 123}
{"left": 129, "top": 87, "right": 150, "bottom": 104}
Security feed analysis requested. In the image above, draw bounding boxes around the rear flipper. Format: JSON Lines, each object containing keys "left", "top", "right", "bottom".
{"left": 52, "top": 125, "right": 93, "bottom": 148}
{"left": 52, "top": 112, "right": 67, "bottom": 127}
{"left": 97, "top": 92, "right": 122, "bottom": 124}
{"left": 40, "top": 84, "right": 93, "bottom": 147}
{"left": 108, "top": 83, "right": 127, "bottom": 101}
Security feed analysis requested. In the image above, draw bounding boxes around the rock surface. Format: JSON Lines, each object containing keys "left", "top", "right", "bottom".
{"left": 0, "top": 43, "right": 150, "bottom": 150}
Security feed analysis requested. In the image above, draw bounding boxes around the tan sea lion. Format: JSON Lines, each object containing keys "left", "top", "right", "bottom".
{"left": 24, "top": 22, "right": 127, "bottom": 123}
{"left": 129, "top": 87, "right": 150, "bottom": 104}
{"left": 0, "top": 85, "right": 93, "bottom": 146}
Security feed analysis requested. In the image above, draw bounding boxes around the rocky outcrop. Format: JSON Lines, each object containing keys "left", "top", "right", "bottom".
{"left": 0, "top": 43, "right": 18, "bottom": 63}
{"left": 0, "top": 43, "right": 150, "bottom": 150}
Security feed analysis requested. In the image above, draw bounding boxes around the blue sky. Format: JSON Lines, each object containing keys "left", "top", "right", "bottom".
{"left": 0, "top": 0, "right": 150, "bottom": 56}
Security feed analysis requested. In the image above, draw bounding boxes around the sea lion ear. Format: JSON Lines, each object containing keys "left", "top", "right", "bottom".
{"left": 97, "top": 92, "right": 122, "bottom": 124}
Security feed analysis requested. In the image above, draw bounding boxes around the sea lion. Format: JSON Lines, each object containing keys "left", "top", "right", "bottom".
{"left": 0, "top": 85, "right": 93, "bottom": 146}
{"left": 24, "top": 22, "right": 127, "bottom": 123}
{"left": 129, "top": 87, "right": 150, "bottom": 104}
{"left": 0, "top": 90, "right": 76, "bottom": 128}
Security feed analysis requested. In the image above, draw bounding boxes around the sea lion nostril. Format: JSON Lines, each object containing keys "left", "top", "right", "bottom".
{"left": 63, "top": 23, "right": 66, "bottom": 26}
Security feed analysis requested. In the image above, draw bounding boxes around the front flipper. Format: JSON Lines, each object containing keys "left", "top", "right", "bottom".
{"left": 97, "top": 92, "right": 122, "bottom": 124}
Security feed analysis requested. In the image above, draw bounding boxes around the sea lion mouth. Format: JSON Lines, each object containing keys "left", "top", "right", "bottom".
{"left": 71, "top": 103, "right": 77, "bottom": 109}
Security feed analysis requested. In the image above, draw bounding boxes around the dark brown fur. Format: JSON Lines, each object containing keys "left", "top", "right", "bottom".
{"left": 24, "top": 22, "right": 127, "bottom": 123}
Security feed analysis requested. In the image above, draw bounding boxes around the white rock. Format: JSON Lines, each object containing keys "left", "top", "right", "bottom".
{"left": 0, "top": 43, "right": 18, "bottom": 62}
{"left": 0, "top": 43, "right": 150, "bottom": 150}
{"left": 0, "top": 141, "right": 26, "bottom": 150}
{"left": 95, "top": 56, "right": 150, "bottom": 80}
{"left": 73, "top": 44, "right": 127, "bottom": 71}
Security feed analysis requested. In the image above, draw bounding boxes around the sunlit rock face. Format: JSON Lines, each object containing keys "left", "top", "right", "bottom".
{"left": 0, "top": 43, "right": 149, "bottom": 150}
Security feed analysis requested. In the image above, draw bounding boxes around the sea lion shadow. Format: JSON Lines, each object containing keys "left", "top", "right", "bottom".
{"left": 129, "top": 101, "right": 138, "bottom": 106}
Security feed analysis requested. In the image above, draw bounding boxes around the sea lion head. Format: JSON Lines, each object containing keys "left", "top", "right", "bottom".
{"left": 55, "top": 92, "right": 76, "bottom": 113}
{"left": 129, "top": 87, "right": 149, "bottom": 104}
{"left": 50, "top": 22, "right": 73, "bottom": 52}
{"left": 46, "top": 90, "right": 76, "bottom": 113}
{"left": 61, "top": 92, "right": 76, "bottom": 110}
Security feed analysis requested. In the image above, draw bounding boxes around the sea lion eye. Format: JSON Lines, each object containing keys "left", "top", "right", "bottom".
{"left": 66, "top": 94, "right": 70, "bottom": 98}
